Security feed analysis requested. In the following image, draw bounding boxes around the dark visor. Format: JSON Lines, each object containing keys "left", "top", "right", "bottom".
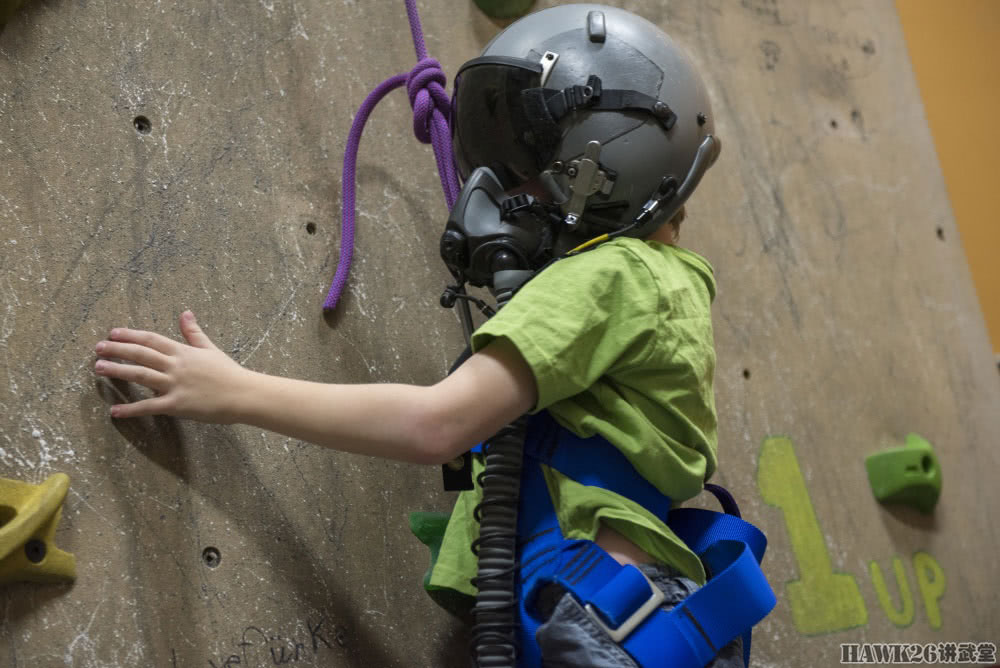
{"left": 452, "top": 57, "right": 548, "bottom": 190}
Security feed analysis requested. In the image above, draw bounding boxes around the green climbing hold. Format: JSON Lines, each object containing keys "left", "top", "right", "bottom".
{"left": 409, "top": 511, "right": 474, "bottom": 620}
{"left": 864, "top": 434, "right": 942, "bottom": 514}
{"left": 1, "top": 0, "right": 28, "bottom": 30}
{"left": 409, "top": 510, "right": 451, "bottom": 589}
{"left": 473, "top": 0, "right": 535, "bottom": 20}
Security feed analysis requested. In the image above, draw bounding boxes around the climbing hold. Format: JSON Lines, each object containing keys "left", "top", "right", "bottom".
{"left": 0, "top": 473, "right": 77, "bottom": 585}
{"left": 864, "top": 434, "right": 942, "bottom": 514}
{"left": 473, "top": 0, "right": 535, "bottom": 20}
{"left": 409, "top": 511, "right": 474, "bottom": 619}
{"left": 0, "top": 0, "right": 27, "bottom": 31}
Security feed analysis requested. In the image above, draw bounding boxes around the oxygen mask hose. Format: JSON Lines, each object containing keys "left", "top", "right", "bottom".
{"left": 470, "top": 417, "right": 527, "bottom": 667}
{"left": 469, "top": 276, "right": 532, "bottom": 668}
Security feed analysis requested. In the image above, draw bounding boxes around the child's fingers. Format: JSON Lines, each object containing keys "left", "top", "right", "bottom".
{"left": 107, "top": 327, "right": 179, "bottom": 354}
{"left": 179, "top": 311, "right": 217, "bottom": 350}
{"left": 95, "top": 360, "right": 169, "bottom": 392}
{"left": 95, "top": 341, "right": 170, "bottom": 371}
{"left": 110, "top": 397, "right": 171, "bottom": 419}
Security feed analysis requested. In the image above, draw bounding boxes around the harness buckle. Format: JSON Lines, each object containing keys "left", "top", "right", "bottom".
{"left": 583, "top": 568, "right": 665, "bottom": 643}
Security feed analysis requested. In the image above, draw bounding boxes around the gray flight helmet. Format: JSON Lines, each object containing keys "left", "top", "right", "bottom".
{"left": 452, "top": 3, "right": 721, "bottom": 240}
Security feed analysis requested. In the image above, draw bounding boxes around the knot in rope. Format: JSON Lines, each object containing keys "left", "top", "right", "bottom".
{"left": 406, "top": 57, "right": 450, "bottom": 144}
{"left": 323, "top": 1, "right": 461, "bottom": 311}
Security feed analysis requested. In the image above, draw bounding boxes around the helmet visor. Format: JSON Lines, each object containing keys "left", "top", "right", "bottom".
{"left": 452, "top": 57, "right": 547, "bottom": 190}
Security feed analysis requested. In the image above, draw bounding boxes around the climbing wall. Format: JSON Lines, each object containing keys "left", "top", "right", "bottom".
{"left": 1, "top": 1, "right": 997, "bottom": 667}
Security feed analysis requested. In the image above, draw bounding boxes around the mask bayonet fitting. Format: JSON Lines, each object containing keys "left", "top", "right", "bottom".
{"left": 562, "top": 140, "right": 615, "bottom": 229}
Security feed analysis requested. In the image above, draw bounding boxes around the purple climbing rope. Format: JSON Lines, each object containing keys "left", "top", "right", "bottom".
{"left": 323, "top": 0, "right": 460, "bottom": 312}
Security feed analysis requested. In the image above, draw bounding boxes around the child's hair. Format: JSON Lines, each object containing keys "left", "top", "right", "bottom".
{"left": 665, "top": 206, "right": 686, "bottom": 242}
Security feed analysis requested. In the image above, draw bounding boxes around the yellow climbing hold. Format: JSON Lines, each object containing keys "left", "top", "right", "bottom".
{"left": 0, "top": 473, "right": 76, "bottom": 585}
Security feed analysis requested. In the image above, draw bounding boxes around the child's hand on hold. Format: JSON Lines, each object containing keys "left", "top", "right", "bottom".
{"left": 94, "top": 310, "right": 251, "bottom": 423}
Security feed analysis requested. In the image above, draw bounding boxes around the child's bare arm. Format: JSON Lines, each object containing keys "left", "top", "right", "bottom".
{"left": 94, "top": 311, "right": 537, "bottom": 465}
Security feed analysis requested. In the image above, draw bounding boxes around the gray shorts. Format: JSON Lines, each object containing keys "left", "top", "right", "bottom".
{"left": 534, "top": 563, "right": 745, "bottom": 668}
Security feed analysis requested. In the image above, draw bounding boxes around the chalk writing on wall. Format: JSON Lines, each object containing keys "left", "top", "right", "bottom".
{"left": 170, "top": 617, "right": 347, "bottom": 668}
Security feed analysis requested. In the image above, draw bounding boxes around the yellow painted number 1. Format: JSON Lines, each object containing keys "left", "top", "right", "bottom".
{"left": 758, "top": 437, "right": 868, "bottom": 634}
{"left": 757, "top": 437, "right": 945, "bottom": 635}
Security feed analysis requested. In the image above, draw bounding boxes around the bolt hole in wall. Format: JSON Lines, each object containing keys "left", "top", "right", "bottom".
{"left": 133, "top": 115, "right": 152, "bottom": 134}
{"left": 306, "top": 222, "right": 317, "bottom": 235}
{"left": 936, "top": 227, "right": 945, "bottom": 241}
{"left": 202, "top": 546, "right": 221, "bottom": 569}
{"left": 743, "top": 368, "right": 751, "bottom": 380}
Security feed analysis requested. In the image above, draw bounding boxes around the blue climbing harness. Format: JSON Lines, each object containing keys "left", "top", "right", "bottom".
{"left": 477, "top": 412, "right": 775, "bottom": 668}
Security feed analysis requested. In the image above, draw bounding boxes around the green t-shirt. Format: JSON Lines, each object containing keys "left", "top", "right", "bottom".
{"left": 428, "top": 237, "right": 718, "bottom": 599}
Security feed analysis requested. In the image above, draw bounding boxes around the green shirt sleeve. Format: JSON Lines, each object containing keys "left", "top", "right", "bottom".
{"left": 470, "top": 242, "right": 661, "bottom": 412}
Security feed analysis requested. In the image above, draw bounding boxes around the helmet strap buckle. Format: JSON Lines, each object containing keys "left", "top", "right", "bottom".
{"left": 545, "top": 75, "right": 603, "bottom": 119}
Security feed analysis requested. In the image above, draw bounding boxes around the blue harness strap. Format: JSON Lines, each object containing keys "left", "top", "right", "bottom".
{"left": 492, "top": 412, "right": 776, "bottom": 668}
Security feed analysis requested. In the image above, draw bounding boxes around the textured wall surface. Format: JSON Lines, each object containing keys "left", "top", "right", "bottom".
{"left": 1, "top": 1, "right": 998, "bottom": 667}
